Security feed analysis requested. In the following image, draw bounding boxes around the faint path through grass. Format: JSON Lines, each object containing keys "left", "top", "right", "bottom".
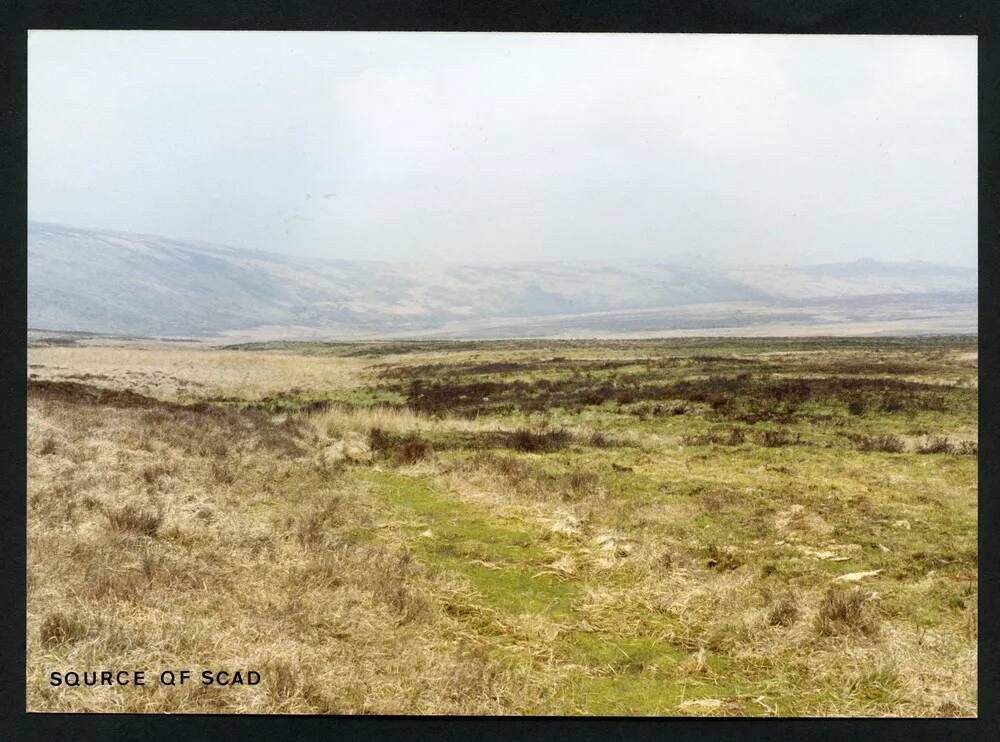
{"left": 357, "top": 469, "right": 733, "bottom": 714}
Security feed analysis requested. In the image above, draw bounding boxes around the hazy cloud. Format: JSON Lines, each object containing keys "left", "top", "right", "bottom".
{"left": 28, "top": 32, "right": 976, "bottom": 266}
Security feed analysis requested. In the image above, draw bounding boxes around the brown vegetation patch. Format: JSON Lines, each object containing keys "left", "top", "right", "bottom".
{"left": 705, "top": 544, "right": 743, "bottom": 571}
{"left": 105, "top": 503, "right": 164, "bottom": 537}
{"left": 914, "top": 436, "right": 977, "bottom": 456}
{"left": 368, "top": 428, "right": 435, "bottom": 464}
{"left": 917, "top": 436, "right": 954, "bottom": 454}
{"left": 502, "top": 428, "right": 573, "bottom": 453}
{"left": 29, "top": 379, "right": 168, "bottom": 410}
{"left": 847, "top": 433, "right": 906, "bottom": 454}
{"left": 758, "top": 429, "right": 802, "bottom": 448}
{"left": 768, "top": 595, "right": 801, "bottom": 627}
{"left": 39, "top": 610, "right": 88, "bottom": 648}
{"left": 397, "top": 371, "right": 962, "bottom": 421}
{"left": 396, "top": 438, "right": 434, "bottom": 464}
{"left": 815, "top": 587, "right": 880, "bottom": 637}
{"left": 30, "top": 379, "right": 306, "bottom": 458}
{"left": 381, "top": 357, "right": 656, "bottom": 380}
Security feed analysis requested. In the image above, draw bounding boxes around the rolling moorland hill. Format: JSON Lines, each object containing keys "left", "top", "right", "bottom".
{"left": 27, "top": 222, "right": 976, "bottom": 340}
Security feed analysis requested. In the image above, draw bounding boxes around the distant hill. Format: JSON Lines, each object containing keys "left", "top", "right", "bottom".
{"left": 27, "top": 222, "right": 976, "bottom": 339}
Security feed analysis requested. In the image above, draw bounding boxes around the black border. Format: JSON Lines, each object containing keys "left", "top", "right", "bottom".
{"left": 2, "top": 1, "right": 996, "bottom": 740}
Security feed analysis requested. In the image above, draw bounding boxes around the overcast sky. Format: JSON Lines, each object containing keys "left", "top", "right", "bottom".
{"left": 28, "top": 32, "right": 976, "bottom": 266}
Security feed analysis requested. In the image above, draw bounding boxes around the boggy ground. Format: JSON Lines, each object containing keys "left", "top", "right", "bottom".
{"left": 27, "top": 335, "right": 977, "bottom": 715}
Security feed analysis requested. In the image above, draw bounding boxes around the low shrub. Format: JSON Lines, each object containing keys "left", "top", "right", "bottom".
{"left": 368, "top": 427, "right": 390, "bottom": 454}
{"left": 725, "top": 427, "right": 747, "bottom": 446}
{"left": 917, "top": 436, "right": 954, "bottom": 454}
{"left": 758, "top": 429, "right": 801, "bottom": 448}
{"left": 587, "top": 431, "right": 618, "bottom": 448}
{"left": 849, "top": 433, "right": 906, "bottom": 453}
{"left": 396, "top": 439, "right": 433, "bottom": 464}
{"left": 768, "top": 595, "right": 801, "bottom": 627}
{"left": 880, "top": 394, "right": 907, "bottom": 413}
{"left": 504, "top": 428, "right": 572, "bottom": 453}
{"left": 956, "top": 440, "right": 978, "bottom": 456}
{"left": 615, "top": 390, "right": 635, "bottom": 405}
{"left": 367, "top": 428, "right": 433, "bottom": 464}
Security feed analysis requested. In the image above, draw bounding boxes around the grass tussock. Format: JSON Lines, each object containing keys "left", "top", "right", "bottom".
{"left": 767, "top": 594, "right": 801, "bottom": 628}
{"left": 815, "top": 587, "right": 880, "bottom": 638}
{"left": 105, "top": 503, "right": 164, "bottom": 537}
{"left": 39, "top": 610, "right": 88, "bottom": 648}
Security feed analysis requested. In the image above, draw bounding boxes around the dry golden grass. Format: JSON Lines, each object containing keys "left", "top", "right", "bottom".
{"left": 27, "top": 389, "right": 543, "bottom": 713}
{"left": 28, "top": 342, "right": 369, "bottom": 402}
{"left": 310, "top": 402, "right": 502, "bottom": 437}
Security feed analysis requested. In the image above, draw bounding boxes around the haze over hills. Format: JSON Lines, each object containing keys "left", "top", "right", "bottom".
{"left": 27, "top": 222, "right": 976, "bottom": 340}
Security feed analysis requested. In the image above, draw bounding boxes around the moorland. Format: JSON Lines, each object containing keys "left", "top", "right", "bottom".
{"left": 26, "top": 334, "right": 977, "bottom": 715}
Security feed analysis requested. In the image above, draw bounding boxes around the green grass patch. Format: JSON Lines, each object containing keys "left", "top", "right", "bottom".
{"left": 358, "top": 470, "right": 579, "bottom": 617}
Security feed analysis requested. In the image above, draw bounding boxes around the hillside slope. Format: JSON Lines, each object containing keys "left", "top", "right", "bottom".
{"left": 27, "top": 222, "right": 976, "bottom": 338}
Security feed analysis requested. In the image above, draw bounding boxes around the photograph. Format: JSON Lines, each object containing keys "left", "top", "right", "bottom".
{"left": 25, "top": 30, "right": 977, "bottom": 716}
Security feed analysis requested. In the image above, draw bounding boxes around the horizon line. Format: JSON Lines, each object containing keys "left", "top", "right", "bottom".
{"left": 27, "top": 219, "right": 979, "bottom": 271}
